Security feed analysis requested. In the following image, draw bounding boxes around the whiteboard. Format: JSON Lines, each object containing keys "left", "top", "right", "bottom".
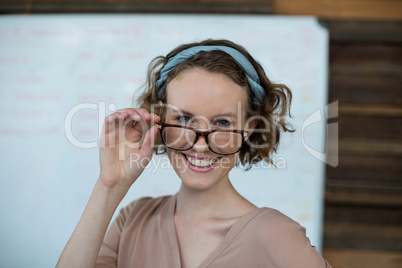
{"left": 0, "top": 15, "right": 328, "bottom": 268}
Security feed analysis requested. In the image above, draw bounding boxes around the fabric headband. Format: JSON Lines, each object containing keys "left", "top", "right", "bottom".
{"left": 155, "top": 45, "right": 266, "bottom": 107}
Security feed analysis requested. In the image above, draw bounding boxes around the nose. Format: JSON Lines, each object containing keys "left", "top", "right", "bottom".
{"left": 192, "top": 135, "right": 209, "bottom": 153}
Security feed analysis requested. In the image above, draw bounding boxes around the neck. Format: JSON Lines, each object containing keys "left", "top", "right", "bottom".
{"left": 175, "top": 176, "right": 245, "bottom": 220}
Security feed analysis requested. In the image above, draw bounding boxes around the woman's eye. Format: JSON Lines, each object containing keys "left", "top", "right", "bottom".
{"left": 216, "top": 119, "right": 231, "bottom": 127}
{"left": 177, "top": 116, "right": 190, "bottom": 123}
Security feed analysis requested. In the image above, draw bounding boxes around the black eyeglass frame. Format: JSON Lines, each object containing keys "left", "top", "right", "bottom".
{"left": 156, "top": 122, "right": 249, "bottom": 155}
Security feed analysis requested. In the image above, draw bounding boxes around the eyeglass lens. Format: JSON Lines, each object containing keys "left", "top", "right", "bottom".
{"left": 161, "top": 126, "right": 243, "bottom": 154}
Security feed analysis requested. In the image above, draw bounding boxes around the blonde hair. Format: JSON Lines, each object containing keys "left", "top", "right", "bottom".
{"left": 135, "top": 39, "right": 293, "bottom": 169}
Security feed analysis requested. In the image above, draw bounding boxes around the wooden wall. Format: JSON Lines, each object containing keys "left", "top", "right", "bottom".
{"left": 270, "top": 3, "right": 401, "bottom": 267}
{"left": 272, "top": 0, "right": 402, "bottom": 20}
{"left": 0, "top": 0, "right": 271, "bottom": 13}
{"left": 1, "top": 1, "right": 401, "bottom": 267}
{"left": 322, "top": 19, "right": 402, "bottom": 268}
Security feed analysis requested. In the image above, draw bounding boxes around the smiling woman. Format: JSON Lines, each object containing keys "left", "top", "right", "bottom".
{"left": 56, "top": 39, "right": 332, "bottom": 268}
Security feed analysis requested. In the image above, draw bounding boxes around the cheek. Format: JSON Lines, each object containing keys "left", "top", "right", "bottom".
{"left": 218, "top": 154, "right": 238, "bottom": 170}
{"left": 167, "top": 148, "right": 185, "bottom": 170}
{"left": 167, "top": 148, "right": 178, "bottom": 163}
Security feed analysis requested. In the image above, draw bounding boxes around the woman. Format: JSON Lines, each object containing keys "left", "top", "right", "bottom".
{"left": 57, "top": 39, "right": 332, "bottom": 267}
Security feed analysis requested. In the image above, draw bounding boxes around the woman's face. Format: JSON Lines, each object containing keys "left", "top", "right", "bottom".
{"left": 164, "top": 67, "right": 252, "bottom": 191}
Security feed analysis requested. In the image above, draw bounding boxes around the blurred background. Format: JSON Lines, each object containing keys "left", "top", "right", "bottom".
{"left": 0, "top": 1, "right": 401, "bottom": 267}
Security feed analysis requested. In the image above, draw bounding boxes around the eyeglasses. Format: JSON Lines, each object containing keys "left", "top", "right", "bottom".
{"left": 156, "top": 122, "right": 248, "bottom": 155}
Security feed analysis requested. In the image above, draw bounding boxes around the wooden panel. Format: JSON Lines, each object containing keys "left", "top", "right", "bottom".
{"left": 331, "top": 62, "right": 402, "bottom": 77}
{"left": 328, "top": 42, "right": 402, "bottom": 106}
{"left": 339, "top": 104, "right": 402, "bottom": 117}
{"left": 338, "top": 114, "right": 402, "bottom": 140}
{"left": 324, "top": 18, "right": 402, "bottom": 258}
{"left": 323, "top": 223, "right": 402, "bottom": 250}
{"left": 329, "top": 44, "right": 402, "bottom": 78}
{"left": 327, "top": 154, "right": 401, "bottom": 182}
{"left": 323, "top": 20, "right": 402, "bottom": 42}
{"left": 330, "top": 44, "right": 402, "bottom": 68}
{"left": 0, "top": 0, "right": 267, "bottom": 3}
{"left": 325, "top": 188, "right": 402, "bottom": 207}
{"left": 325, "top": 204, "right": 402, "bottom": 224}
{"left": 336, "top": 138, "right": 402, "bottom": 156}
{"left": 323, "top": 249, "right": 402, "bottom": 268}
{"left": 272, "top": 0, "right": 402, "bottom": 20}
{"left": 3, "top": 0, "right": 402, "bottom": 21}
{"left": 330, "top": 44, "right": 402, "bottom": 69}
{"left": 327, "top": 154, "right": 401, "bottom": 183}
{"left": 329, "top": 77, "right": 402, "bottom": 104}
{"left": 0, "top": 0, "right": 271, "bottom": 13}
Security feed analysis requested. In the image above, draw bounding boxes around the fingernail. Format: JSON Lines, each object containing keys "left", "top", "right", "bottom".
{"left": 145, "top": 111, "right": 150, "bottom": 118}
{"left": 133, "top": 112, "right": 141, "bottom": 119}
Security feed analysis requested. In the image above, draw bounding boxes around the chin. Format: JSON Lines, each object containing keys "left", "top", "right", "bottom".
{"left": 166, "top": 149, "right": 236, "bottom": 191}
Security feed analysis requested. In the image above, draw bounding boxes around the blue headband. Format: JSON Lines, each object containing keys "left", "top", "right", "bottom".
{"left": 155, "top": 45, "right": 266, "bottom": 107}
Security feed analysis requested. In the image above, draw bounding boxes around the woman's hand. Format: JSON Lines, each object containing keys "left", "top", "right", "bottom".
{"left": 57, "top": 108, "right": 160, "bottom": 268}
{"left": 98, "top": 108, "right": 160, "bottom": 191}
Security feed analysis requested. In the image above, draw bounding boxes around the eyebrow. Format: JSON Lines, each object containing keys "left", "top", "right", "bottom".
{"left": 173, "top": 109, "right": 238, "bottom": 119}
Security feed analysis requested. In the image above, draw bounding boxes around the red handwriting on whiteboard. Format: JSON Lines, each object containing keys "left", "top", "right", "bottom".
{"left": 35, "top": 126, "right": 60, "bottom": 135}
{"left": 0, "top": 56, "right": 31, "bottom": 64}
{"left": 17, "top": 75, "right": 43, "bottom": 85}
{"left": 12, "top": 109, "right": 55, "bottom": 118}
{"left": 79, "top": 94, "right": 116, "bottom": 103}
{"left": 79, "top": 52, "right": 94, "bottom": 60}
{"left": 79, "top": 73, "right": 144, "bottom": 86}
{"left": 16, "top": 92, "right": 63, "bottom": 102}
{"left": 76, "top": 128, "right": 96, "bottom": 137}
{"left": 0, "top": 127, "right": 29, "bottom": 137}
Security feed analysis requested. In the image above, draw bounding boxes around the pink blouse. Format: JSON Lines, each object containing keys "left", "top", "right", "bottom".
{"left": 96, "top": 195, "right": 332, "bottom": 268}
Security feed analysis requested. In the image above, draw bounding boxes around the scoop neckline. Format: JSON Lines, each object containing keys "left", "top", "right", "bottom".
{"left": 166, "top": 194, "right": 267, "bottom": 268}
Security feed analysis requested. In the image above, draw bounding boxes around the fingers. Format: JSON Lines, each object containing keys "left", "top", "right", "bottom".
{"left": 103, "top": 108, "right": 160, "bottom": 132}
{"left": 140, "top": 124, "right": 160, "bottom": 159}
{"left": 112, "top": 108, "right": 160, "bottom": 123}
{"left": 100, "top": 107, "right": 161, "bottom": 149}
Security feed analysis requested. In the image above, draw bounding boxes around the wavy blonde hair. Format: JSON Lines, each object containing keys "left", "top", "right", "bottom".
{"left": 134, "top": 39, "right": 293, "bottom": 170}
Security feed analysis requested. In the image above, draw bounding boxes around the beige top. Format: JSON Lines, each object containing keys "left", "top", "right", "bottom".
{"left": 96, "top": 195, "right": 332, "bottom": 268}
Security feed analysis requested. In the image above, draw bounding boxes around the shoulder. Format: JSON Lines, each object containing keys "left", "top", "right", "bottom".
{"left": 244, "top": 208, "right": 307, "bottom": 244}
{"left": 250, "top": 207, "right": 306, "bottom": 235}
{"left": 244, "top": 208, "right": 331, "bottom": 267}
{"left": 246, "top": 207, "right": 311, "bottom": 246}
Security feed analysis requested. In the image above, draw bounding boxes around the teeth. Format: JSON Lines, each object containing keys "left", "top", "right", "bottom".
{"left": 185, "top": 155, "right": 217, "bottom": 167}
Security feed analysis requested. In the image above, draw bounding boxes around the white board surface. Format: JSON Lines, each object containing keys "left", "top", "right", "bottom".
{"left": 0, "top": 14, "right": 328, "bottom": 268}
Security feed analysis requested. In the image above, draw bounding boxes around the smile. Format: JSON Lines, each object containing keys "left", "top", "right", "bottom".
{"left": 185, "top": 155, "right": 219, "bottom": 167}
{"left": 182, "top": 154, "right": 221, "bottom": 172}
